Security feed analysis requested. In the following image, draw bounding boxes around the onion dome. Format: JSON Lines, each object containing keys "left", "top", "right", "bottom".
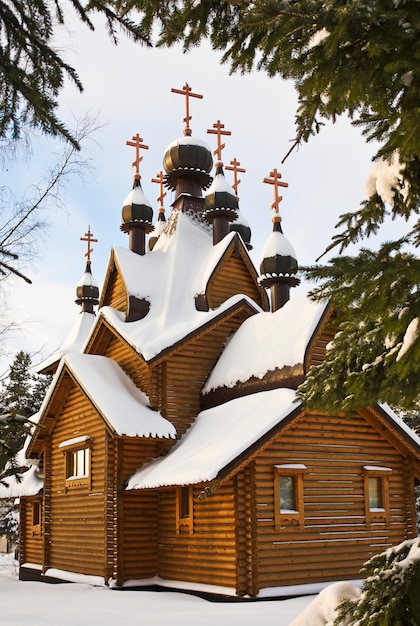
{"left": 229, "top": 210, "right": 252, "bottom": 250}
{"left": 75, "top": 227, "right": 99, "bottom": 314}
{"left": 75, "top": 262, "right": 99, "bottom": 314}
{"left": 259, "top": 216, "right": 299, "bottom": 278}
{"left": 163, "top": 136, "right": 213, "bottom": 191}
{"left": 121, "top": 174, "right": 153, "bottom": 230}
{"left": 203, "top": 163, "right": 239, "bottom": 245}
{"left": 149, "top": 208, "right": 167, "bottom": 251}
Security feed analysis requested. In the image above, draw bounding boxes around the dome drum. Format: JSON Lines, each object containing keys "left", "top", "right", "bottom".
{"left": 163, "top": 140, "right": 213, "bottom": 191}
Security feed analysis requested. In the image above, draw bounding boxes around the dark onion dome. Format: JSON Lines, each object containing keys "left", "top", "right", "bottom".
{"left": 163, "top": 136, "right": 213, "bottom": 191}
{"left": 259, "top": 216, "right": 299, "bottom": 284}
{"left": 203, "top": 163, "right": 239, "bottom": 222}
{"left": 75, "top": 262, "right": 99, "bottom": 312}
{"left": 149, "top": 208, "right": 167, "bottom": 251}
{"left": 121, "top": 174, "right": 153, "bottom": 232}
{"left": 229, "top": 209, "right": 252, "bottom": 250}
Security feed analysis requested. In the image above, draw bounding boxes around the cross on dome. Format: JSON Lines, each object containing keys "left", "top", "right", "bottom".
{"left": 171, "top": 83, "right": 203, "bottom": 136}
{"left": 80, "top": 226, "right": 98, "bottom": 266}
{"left": 151, "top": 171, "right": 167, "bottom": 209}
{"left": 126, "top": 133, "right": 149, "bottom": 176}
{"left": 226, "top": 158, "right": 246, "bottom": 200}
{"left": 263, "top": 169, "right": 289, "bottom": 219}
{"left": 207, "top": 120, "right": 231, "bottom": 166}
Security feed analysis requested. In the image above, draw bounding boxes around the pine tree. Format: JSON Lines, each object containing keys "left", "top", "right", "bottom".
{"left": 334, "top": 537, "right": 420, "bottom": 625}
{"left": 126, "top": 0, "right": 420, "bottom": 411}
{"left": 0, "top": 351, "right": 51, "bottom": 486}
{"left": 0, "top": 0, "right": 149, "bottom": 148}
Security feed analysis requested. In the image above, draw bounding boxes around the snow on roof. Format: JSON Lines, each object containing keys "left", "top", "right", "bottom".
{"left": 100, "top": 214, "right": 261, "bottom": 360}
{"left": 261, "top": 229, "right": 297, "bottom": 260}
{"left": 35, "top": 311, "right": 96, "bottom": 373}
{"left": 0, "top": 427, "right": 43, "bottom": 499}
{"left": 40, "top": 354, "right": 176, "bottom": 439}
{"left": 378, "top": 403, "right": 420, "bottom": 450}
{"left": 77, "top": 269, "right": 98, "bottom": 288}
{"left": 127, "top": 388, "right": 298, "bottom": 489}
{"left": 203, "top": 294, "right": 327, "bottom": 393}
{"left": 165, "top": 136, "right": 211, "bottom": 151}
{"left": 207, "top": 169, "right": 236, "bottom": 195}
{"left": 122, "top": 182, "right": 152, "bottom": 209}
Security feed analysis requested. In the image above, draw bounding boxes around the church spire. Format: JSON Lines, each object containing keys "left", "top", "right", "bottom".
{"left": 75, "top": 226, "right": 99, "bottom": 314}
{"left": 204, "top": 121, "right": 238, "bottom": 245}
{"left": 120, "top": 133, "right": 154, "bottom": 255}
{"left": 259, "top": 170, "right": 300, "bottom": 311}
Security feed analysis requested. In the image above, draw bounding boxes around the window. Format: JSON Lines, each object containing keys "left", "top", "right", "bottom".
{"left": 176, "top": 486, "right": 193, "bottom": 533}
{"left": 363, "top": 466, "right": 392, "bottom": 526}
{"left": 274, "top": 464, "right": 307, "bottom": 529}
{"left": 31, "top": 500, "right": 42, "bottom": 536}
{"left": 59, "top": 436, "right": 92, "bottom": 490}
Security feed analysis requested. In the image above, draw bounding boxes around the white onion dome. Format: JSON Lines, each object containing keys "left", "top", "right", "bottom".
{"left": 259, "top": 217, "right": 299, "bottom": 282}
{"left": 163, "top": 136, "right": 213, "bottom": 191}
{"left": 229, "top": 209, "right": 252, "bottom": 249}
{"left": 203, "top": 163, "right": 239, "bottom": 222}
{"left": 121, "top": 175, "right": 153, "bottom": 233}
{"left": 75, "top": 263, "right": 99, "bottom": 308}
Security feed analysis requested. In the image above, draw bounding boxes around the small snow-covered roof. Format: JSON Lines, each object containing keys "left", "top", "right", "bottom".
{"left": 127, "top": 388, "right": 298, "bottom": 489}
{"left": 35, "top": 311, "right": 96, "bottom": 373}
{"left": 39, "top": 353, "right": 176, "bottom": 439}
{"left": 203, "top": 294, "right": 327, "bottom": 393}
{"left": 100, "top": 213, "right": 261, "bottom": 361}
{"left": 260, "top": 229, "right": 297, "bottom": 261}
{"left": 0, "top": 416, "right": 43, "bottom": 499}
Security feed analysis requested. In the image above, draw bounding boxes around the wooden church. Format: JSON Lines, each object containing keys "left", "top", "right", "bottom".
{"left": 17, "top": 84, "right": 420, "bottom": 597}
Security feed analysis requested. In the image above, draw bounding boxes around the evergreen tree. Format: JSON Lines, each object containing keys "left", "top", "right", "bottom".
{"left": 124, "top": 0, "right": 420, "bottom": 411}
{"left": 0, "top": 0, "right": 149, "bottom": 148}
{"left": 334, "top": 537, "right": 420, "bottom": 625}
{"left": 0, "top": 351, "right": 51, "bottom": 486}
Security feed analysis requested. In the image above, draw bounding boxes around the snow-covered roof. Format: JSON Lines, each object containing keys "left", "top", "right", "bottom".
{"left": 203, "top": 294, "right": 327, "bottom": 393}
{"left": 260, "top": 229, "right": 297, "bottom": 261}
{"left": 0, "top": 418, "right": 43, "bottom": 499}
{"left": 35, "top": 311, "right": 96, "bottom": 373}
{"left": 38, "top": 353, "right": 176, "bottom": 439}
{"left": 99, "top": 212, "right": 261, "bottom": 361}
{"left": 127, "top": 388, "right": 298, "bottom": 489}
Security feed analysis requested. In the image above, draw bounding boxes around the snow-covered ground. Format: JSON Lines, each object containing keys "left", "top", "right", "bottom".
{"left": 0, "top": 553, "right": 346, "bottom": 626}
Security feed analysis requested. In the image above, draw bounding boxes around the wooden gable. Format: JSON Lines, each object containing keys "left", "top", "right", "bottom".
{"left": 201, "top": 234, "right": 269, "bottom": 312}
{"left": 149, "top": 299, "right": 260, "bottom": 437}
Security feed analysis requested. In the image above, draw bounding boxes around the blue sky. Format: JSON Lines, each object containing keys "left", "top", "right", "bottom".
{"left": 1, "top": 11, "right": 384, "bottom": 375}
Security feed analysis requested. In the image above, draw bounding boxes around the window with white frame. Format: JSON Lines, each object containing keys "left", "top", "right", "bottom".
{"left": 59, "top": 436, "right": 92, "bottom": 489}
{"left": 363, "top": 465, "right": 392, "bottom": 526}
{"left": 274, "top": 464, "right": 307, "bottom": 529}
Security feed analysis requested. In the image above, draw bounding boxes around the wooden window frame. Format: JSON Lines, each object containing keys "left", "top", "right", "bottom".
{"left": 363, "top": 466, "right": 392, "bottom": 526}
{"left": 176, "top": 486, "right": 193, "bottom": 534}
{"left": 274, "top": 464, "right": 307, "bottom": 530}
{"left": 60, "top": 438, "right": 92, "bottom": 491}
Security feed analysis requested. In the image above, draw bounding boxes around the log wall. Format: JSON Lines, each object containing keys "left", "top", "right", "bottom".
{"left": 252, "top": 410, "right": 416, "bottom": 591}
{"left": 47, "top": 384, "right": 109, "bottom": 578}
{"left": 101, "top": 268, "right": 127, "bottom": 312}
{"left": 157, "top": 483, "right": 237, "bottom": 588}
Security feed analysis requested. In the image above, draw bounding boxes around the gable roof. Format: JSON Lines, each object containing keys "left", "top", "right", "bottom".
{"left": 127, "top": 388, "right": 298, "bottom": 489}
{"left": 31, "top": 354, "right": 176, "bottom": 446}
{"left": 202, "top": 293, "right": 328, "bottom": 395}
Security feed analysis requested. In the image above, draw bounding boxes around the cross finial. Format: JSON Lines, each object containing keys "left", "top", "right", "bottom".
{"left": 80, "top": 226, "right": 98, "bottom": 266}
{"left": 207, "top": 120, "right": 231, "bottom": 165}
{"left": 225, "top": 158, "right": 246, "bottom": 200}
{"left": 171, "top": 83, "right": 203, "bottom": 136}
{"left": 151, "top": 171, "right": 167, "bottom": 209}
{"left": 262, "top": 169, "right": 289, "bottom": 217}
{"left": 126, "top": 133, "right": 149, "bottom": 176}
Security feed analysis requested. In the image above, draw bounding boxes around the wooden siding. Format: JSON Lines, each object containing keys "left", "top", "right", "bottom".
{"left": 19, "top": 496, "right": 43, "bottom": 566}
{"left": 101, "top": 267, "right": 127, "bottom": 312}
{"left": 101, "top": 332, "right": 152, "bottom": 398}
{"left": 47, "top": 384, "right": 109, "bottom": 578}
{"left": 158, "top": 483, "right": 237, "bottom": 588}
{"left": 306, "top": 326, "right": 336, "bottom": 369}
{"left": 154, "top": 311, "right": 251, "bottom": 437}
{"left": 207, "top": 247, "right": 267, "bottom": 311}
{"left": 252, "top": 411, "right": 416, "bottom": 591}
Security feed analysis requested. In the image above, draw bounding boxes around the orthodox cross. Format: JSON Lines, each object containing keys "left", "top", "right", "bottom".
{"left": 263, "top": 169, "right": 289, "bottom": 215}
{"left": 207, "top": 120, "right": 231, "bottom": 165}
{"left": 151, "top": 171, "right": 167, "bottom": 209}
{"left": 225, "top": 157, "right": 246, "bottom": 200}
{"left": 171, "top": 83, "right": 203, "bottom": 136}
{"left": 80, "top": 226, "right": 98, "bottom": 266}
{"left": 126, "top": 133, "right": 149, "bottom": 175}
